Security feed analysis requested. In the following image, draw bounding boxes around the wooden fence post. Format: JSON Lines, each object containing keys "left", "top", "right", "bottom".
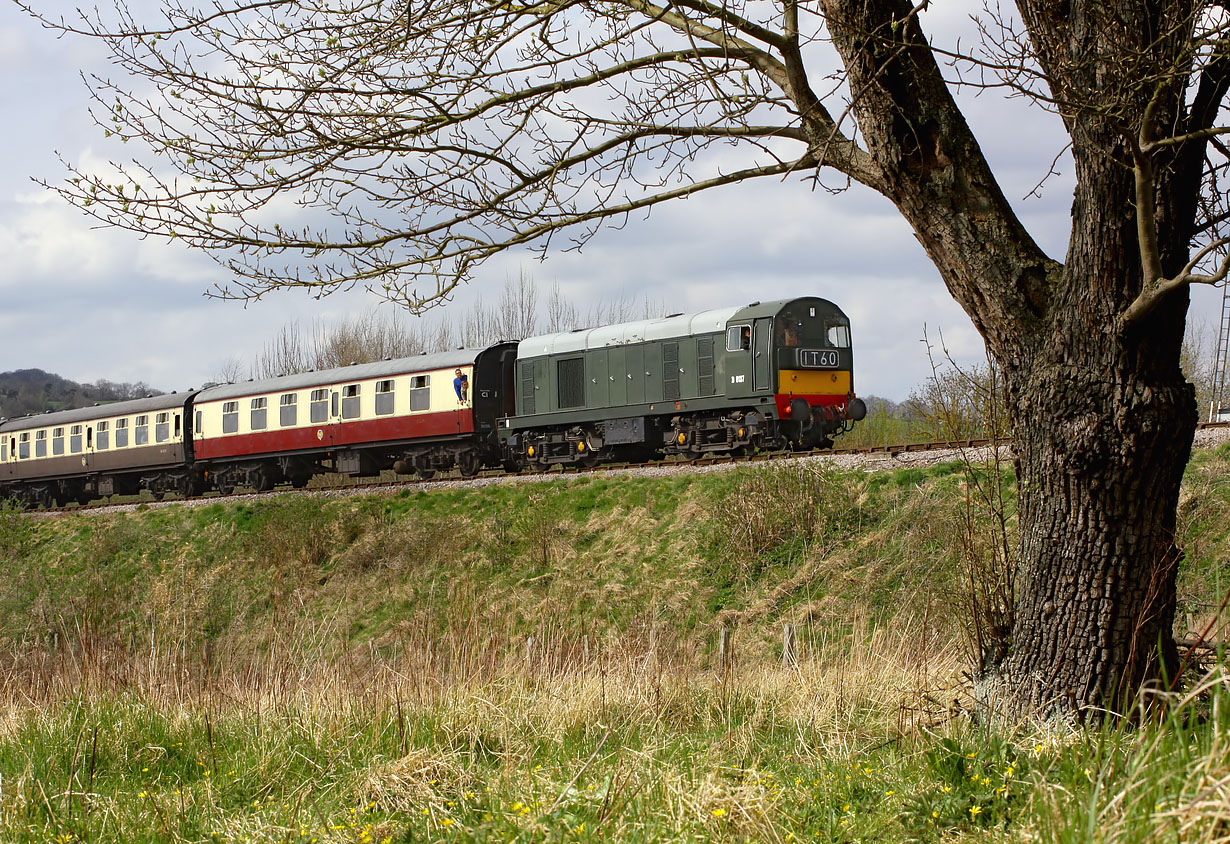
{"left": 718, "top": 625, "right": 732, "bottom": 671}
{"left": 782, "top": 623, "right": 797, "bottom": 668}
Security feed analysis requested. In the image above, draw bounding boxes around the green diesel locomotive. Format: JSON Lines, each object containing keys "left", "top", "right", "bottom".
{"left": 499, "top": 297, "right": 866, "bottom": 468}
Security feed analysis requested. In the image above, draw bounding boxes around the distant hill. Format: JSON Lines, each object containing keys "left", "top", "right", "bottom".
{"left": 0, "top": 369, "right": 161, "bottom": 420}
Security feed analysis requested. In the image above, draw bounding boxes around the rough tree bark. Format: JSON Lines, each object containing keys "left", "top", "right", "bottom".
{"left": 824, "top": 1, "right": 1209, "bottom": 716}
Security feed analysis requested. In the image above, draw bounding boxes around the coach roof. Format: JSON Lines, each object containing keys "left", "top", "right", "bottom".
{"left": 0, "top": 392, "right": 195, "bottom": 434}
{"left": 195, "top": 347, "right": 488, "bottom": 403}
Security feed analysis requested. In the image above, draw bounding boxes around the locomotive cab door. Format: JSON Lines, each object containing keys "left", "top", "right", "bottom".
{"left": 752, "top": 318, "right": 773, "bottom": 393}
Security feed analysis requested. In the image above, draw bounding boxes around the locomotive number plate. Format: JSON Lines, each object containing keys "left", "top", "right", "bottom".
{"left": 800, "top": 349, "right": 839, "bottom": 368}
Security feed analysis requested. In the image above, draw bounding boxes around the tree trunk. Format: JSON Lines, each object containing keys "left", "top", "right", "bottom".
{"left": 1001, "top": 326, "right": 1194, "bottom": 716}
{"left": 821, "top": 0, "right": 1201, "bottom": 718}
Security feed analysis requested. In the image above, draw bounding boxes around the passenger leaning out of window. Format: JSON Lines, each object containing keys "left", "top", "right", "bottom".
{"left": 453, "top": 369, "right": 469, "bottom": 404}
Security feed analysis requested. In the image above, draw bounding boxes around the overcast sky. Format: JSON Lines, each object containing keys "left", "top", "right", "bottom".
{"left": 0, "top": 3, "right": 1223, "bottom": 402}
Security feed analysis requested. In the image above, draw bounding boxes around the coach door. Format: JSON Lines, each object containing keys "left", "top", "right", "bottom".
{"left": 753, "top": 318, "right": 772, "bottom": 392}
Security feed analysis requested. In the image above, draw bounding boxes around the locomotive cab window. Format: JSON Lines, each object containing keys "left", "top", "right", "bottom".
{"left": 826, "top": 321, "right": 851, "bottom": 348}
{"left": 310, "top": 389, "right": 328, "bottom": 424}
{"left": 375, "top": 380, "right": 395, "bottom": 416}
{"left": 115, "top": 419, "right": 129, "bottom": 448}
{"left": 280, "top": 393, "right": 297, "bottom": 427}
{"left": 341, "top": 384, "right": 360, "bottom": 420}
{"left": 52, "top": 427, "right": 64, "bottom": 456}
{"left": 70, "top": 425, "right": 83, "bottom": 453}
{"left": 155, "top": 412, "right": 171, "bottom": 443}
{"left": 777, "top": 321, "right": 803, "bottom": 347}
{"left": 222, "top": 402, "right": 239, "bottom": 434}
{"left": 35, "top": 430, "right": 47, "bottom": 458}
{"left": 410, "top": 375, "right": 430, "bottom": 411}
{"left": 726, "top": 324, "right": 752, "bottom": 352}
{"left": 250, "top": 398, "right": 267, "bottom": 431}
{"left": 135, "top": 415, "right": 150, "bottom": 446}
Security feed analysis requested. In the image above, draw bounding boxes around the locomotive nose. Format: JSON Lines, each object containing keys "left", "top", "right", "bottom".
{"left": 846, "top": 397, "right": 867, "bottom": 421}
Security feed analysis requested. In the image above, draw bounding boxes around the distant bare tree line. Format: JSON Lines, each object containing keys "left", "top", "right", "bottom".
{"left": 215, "top": 275, "right": 664, "bottom": 383}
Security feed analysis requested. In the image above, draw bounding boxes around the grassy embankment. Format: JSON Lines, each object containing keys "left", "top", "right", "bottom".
{"left": 0, "top": 447, "right": 1228, "bottom": 843}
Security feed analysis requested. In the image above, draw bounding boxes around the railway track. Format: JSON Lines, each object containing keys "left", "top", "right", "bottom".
{"left": 32, "top": 421, "right": 1230, "bottom": 516}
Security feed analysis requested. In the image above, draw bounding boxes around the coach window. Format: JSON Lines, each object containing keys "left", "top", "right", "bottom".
{"left": 375, "top": 380, "right": 395, "bottom": 416}
{"left": 97, "top": 421, "right": 109, "bottom": 451}
{"left": 310, "top": 389, "right": 328, "bottom": 424}
{"left": 279, "top": 394, "right": 297, "bottom": 427}
{"left": 52, "top": 427, "right": 65, "bottom": 456}
{"left": 115, "top": 419, "right": 129, "bottom": 448}
{"left": 222, "top": 402, "right": 239, "bottom": 434}
{"left": 250, "top": 398, "right": 268, "bottom": 431}
{"left": 194, "top": 411, "right": 202, "bottom": 435}
{"left": 35, "top": 430, "right": 47, "bottom": 458}
{"left": 341, "top": 384, "right": 360, "bottom": 419}
{"left": 1, "top": 440, "right": 6, "bottom": 461}
{"left": 70, "top": 425, "right": 83, "bottom": 453}
{"left": 155, "top": 413, "right": 171, "bottom": 443}
{"left": 726, "top": 324, "right": 751, "bottom": 352}
{"left": 410, "top": 375, "right": 430, "bottom": 411}
{"left": 135, "top": 415, "right": 150, "bottom": 446}
{"left": 19, "top": 433, "right": 30, "bottom": 459}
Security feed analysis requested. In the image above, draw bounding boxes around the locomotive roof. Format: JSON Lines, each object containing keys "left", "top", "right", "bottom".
{"left": 0, "top": 391, "right": 196, "bottom": 434}
{"left": 518, "top": 307, "right": 741, "bottom": 357}
{"left": 194, "top": 347, "right": 491, "bottom": 403}
{"left": 516, "top": 297, "right": 846, "bottom": 357}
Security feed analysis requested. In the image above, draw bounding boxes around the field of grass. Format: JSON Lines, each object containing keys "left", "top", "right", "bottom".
{"left": 0, "top": 447, "right": 1228, "bottom": 843}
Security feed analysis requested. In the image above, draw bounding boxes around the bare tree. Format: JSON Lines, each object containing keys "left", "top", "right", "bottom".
{"left": 25, "top": 1, "right": 1230, "bottom": 717}
{"left": 312, "top": 309, "right": 425, "bottom": 369}
{"left": 255, "top": 320, "right": 313, "bottom": 378}
{"left": 493, "top": 271, "right": 541, "bottom": 342}
{"left": 544, "top": 282, "right": 581, "bottom": 334}
{"left": 213, "top": 356, "right": 248, "bottom": 385}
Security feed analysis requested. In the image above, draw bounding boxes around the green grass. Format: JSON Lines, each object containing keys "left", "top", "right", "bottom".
{"left": 0, "top": 449, "right": 1227, "bottom": 843}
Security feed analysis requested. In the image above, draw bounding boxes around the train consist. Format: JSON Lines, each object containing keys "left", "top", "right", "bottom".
{"left": 0, "top": 297, "right": 866, "bottom": 507}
